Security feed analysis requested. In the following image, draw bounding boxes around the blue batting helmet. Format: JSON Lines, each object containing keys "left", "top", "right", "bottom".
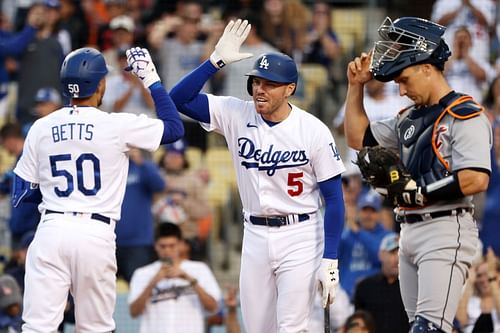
{"left": 370, "top": 17, "right": 451, "bottom": 82}
{"left": 245, "top": 52, "right": 298, "bottom": 96}
{"left": 60, "top": 47, "right": 109, "bottom": 98}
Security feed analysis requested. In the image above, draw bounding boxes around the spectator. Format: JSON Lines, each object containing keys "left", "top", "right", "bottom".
{"left": 479, "top": 76, "right": 500, "bottom": 255}
{"left": 115, "top": 148, "right": 166, "bottom": 283}
{"left": 128, "top": 222, "right": 222, "bottom": 333}
{"left": 353, "top": 232, "right": 410, "bottom": 333}
{"left": 15, "top": 2, "right": 64, "bottom": 127}
{"left": 338, "top": 190, "right": 390, "bottom": 299}
{"left": 153, "top": 139, "right": 212, "bottom": 261}
{"left": 0, "top": 274, "right": 22, "bottom": 333}
{"left": 444, "top": 26, "right": 492, "bottom": 103}
{"left": 148, "top": 0, "right": 209, "bottom": 151}
{"left": 0, "top": 5, "right": 43, "bottom": 121}
{"left": 431, "top": 0, "right": 495, "bottom": 63}
{"left": 456, "top": 247, "right": 500, "bottom": 333}
{"left": 0, "top": 123, "right": 40, "bottom": 247}
{"left": 341, "top": 310, "right": 376, "bottom": 333}
{"left": 96, "top": 0, "right": 128, "bottom": 51}
{"left": 259, "top": 0, "right": 309, "bottom": 60}
{"left": 23, "top": 86, "right": 62, "bottom": 134}
{"left": 43, "top": 0, "right": 72, "bottom": 55}
{"left": 102, "top": 15, "right": 136, "bottom": 74}
{"left": 58, "top": 0, "right": 88, "bottom": 50}
{"left": 302, "top": 1, "right": 341, "bottom": 82}
{"left": 102, "top": 48, "right": 154, "bottom": 117}
{"left": 4, "top": 230, "right": 34, "bottom": 292}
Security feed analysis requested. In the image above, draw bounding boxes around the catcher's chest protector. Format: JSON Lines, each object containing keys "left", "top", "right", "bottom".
{"left": 398, "top": 92, "right": 482, "bottom": 187}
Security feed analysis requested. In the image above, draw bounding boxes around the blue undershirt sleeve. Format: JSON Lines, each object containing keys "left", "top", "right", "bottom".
{"left": 148, "top": 82, "right": 184, "bottom": 144}
{"left": 319, "top": 175, "right": 345, "bottom": 259}
{"left": 170, "top": 60, "right": 218, "bottom": 124}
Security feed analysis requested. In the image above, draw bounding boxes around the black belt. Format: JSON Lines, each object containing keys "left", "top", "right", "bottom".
{"left": 248, "top": 214, "right": 309, "bottom": 227}
{"left": 396, "top": 208, "right": 472, "bottom": 224}
{"left": 45, "top": 209, "right": 111, "bottom": 225}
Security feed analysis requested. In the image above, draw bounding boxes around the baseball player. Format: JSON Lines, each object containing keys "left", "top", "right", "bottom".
{"left": 170, "top": 19, "right": 346, "bottom": 332}
{"left": 12, "top": 46, "right": 184, "bottom": 332}
{"left": 344, "top": 17, "right": 492, "bottom": 333}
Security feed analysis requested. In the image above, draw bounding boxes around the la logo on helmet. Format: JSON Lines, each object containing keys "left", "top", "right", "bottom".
{"left": 259, "top": 56, "right": 270, "bottom": 70}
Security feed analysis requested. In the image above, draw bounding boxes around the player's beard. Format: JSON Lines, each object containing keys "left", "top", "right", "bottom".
{"left": 97, "top": 88, "right": 105, "bottom": 107}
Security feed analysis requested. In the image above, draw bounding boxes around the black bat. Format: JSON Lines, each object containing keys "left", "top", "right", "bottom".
{"left": 324, "top": 304, "right": 330, "bottom": 333}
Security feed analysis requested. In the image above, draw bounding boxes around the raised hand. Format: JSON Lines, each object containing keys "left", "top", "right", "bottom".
{"left": 210, "top": 19, "right": 253, "bottom": 69}
{"left": 125, "top": 47, "right": 161, "bottom": 88}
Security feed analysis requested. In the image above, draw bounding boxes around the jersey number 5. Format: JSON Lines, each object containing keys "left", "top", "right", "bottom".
{"left": 287, "top": 172, "right": 303, "bottom": 196}
{"left": 50, "top": 153, "right": 101, "bottom": 197}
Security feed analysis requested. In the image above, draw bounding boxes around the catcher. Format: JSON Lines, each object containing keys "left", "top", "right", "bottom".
{"left": 345, "top": 17, "right": 491, "bottom": 333}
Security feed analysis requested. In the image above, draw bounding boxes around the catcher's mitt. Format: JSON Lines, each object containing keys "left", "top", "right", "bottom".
{"left": 355, "top": 146, "right": 425, "bottom": 207}
{"left": 355, "top": 146, "right": 410, "bottom": 188}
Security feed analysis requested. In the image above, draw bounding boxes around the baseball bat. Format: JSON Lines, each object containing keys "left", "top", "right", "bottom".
{"left": 324, "top": 304, "right": 330, "bottom": 333}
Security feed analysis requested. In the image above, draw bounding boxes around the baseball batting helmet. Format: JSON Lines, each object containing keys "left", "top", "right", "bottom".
{"left": 245, "top": 52, "right": 298, "bottom": 96}
{"left": 370, "top": 17, "right": 451, "bottom": 82}
{"left": 60, "top": 47, "right": 109, "bottom": 98}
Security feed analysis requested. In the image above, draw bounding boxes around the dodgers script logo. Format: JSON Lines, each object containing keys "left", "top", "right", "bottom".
{"left": 238, "top": 137, "right": 309, "bottom": 176}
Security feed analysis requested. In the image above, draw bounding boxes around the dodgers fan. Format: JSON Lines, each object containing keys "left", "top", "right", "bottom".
{"left": 345, "top": 17, "right": 491, "bottom": 333}
{"left": 12, "top": 47, "right": 183, "bottom": 332}
{"left": 170, "top": 19, "right": 346, "bottom": 332}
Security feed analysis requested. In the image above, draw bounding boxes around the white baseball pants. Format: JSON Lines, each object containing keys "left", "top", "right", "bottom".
{"left": 240, "top": 216, "right": 323, "bottom": 333}
{"left": 22, "top": 214, "right": 117, "bottom": 333}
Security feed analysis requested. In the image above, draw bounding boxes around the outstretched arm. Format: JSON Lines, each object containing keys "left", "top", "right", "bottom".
{"left": 170, "top": 19, "right": 253, "bottom": 124}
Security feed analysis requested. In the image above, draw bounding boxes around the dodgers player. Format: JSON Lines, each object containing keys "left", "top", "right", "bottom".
{"left": 12, "top": 47, "right": 183, "bottom": 332}
{"left": 345, "top": 17, "right": 491, "bottom": 333}
{"left": 170, "top": 19, "right": 346, "bottom": 332}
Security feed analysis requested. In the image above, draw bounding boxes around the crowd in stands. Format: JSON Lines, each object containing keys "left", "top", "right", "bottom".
{"left": 0, "top": 0, "right": 496, "bottom": 332}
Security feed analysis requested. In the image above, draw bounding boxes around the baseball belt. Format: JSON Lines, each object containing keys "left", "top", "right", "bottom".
{"left": 45, "top": 209, "right": 111, "bottom": 225}
{"left": 396, "top": 207, "right": 472, "bottom": 224}
{"left": 248, "top": 213, "right": 310, "bottom": 227}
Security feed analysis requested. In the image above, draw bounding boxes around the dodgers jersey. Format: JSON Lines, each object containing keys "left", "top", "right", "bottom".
{"left": 14, "top": 106, "right": 164, "bottom": 220}
{"left": 203, "top": 95, "right": 345, "bottom": 215}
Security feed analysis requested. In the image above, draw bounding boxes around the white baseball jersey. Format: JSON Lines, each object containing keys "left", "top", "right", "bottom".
{"left": 128, "top": 260, "right": 222, "bottom": 333}
{"left": 202, "top": 95, "right": 345, "bottom": 216}
{"left": 14, "top": 106, "right": 164, "bottom": 220}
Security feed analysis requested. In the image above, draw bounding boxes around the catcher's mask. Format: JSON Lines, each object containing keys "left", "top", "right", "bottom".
{"left": 370, "top": 16, "right": 451, "bottom": 82}
{"left": 60, "top": 47, "right": 110, "bottom": 99}
{"left": 245, "top": 52, "right": 298, "bottom": 96}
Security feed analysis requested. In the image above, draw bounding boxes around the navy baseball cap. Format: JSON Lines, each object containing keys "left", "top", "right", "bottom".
{"left": 165, "top": 139, "right": 187, "bottom": 155}
{"left": 357, "top": 191, "right": 382, "bottom": 211}
{"left": 35, "top": 87, "right": 61, "bottom": 104}
{"left": 379, "top": 233, "right": 399, "bottom": 252}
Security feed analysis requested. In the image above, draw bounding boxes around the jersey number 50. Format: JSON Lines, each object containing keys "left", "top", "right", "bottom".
{"left": 50, "top": 153, "right": 101, "bottom": 197}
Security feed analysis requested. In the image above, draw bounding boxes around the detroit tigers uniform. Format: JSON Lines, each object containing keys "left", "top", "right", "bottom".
{"left": 369, "top": 92, "right": 492, "bottom": 332}
{"left": 14, "top": 106, "right": 164, "bottom": 332}
{"left": 202, "top": 95, "right": 345, "bottom": 332}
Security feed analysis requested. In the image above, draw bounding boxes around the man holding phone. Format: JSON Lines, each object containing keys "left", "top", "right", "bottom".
{"left": 128, "top": 222, "right": 222, "bottom": 333}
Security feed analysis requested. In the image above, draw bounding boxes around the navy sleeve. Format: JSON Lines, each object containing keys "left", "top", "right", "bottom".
{"left": 0, "top": 26, "right": 37, "bottom": 57}
{"left": 319, "top": 175, "right": 345, "bottom": 259}
{"left": 148, "top": 82, "right": 184, "bottom": 144}
{"left": 169, "top": 60, "right": 218, "bottom": 124}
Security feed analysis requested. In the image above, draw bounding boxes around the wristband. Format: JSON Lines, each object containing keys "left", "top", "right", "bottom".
{"left": 423, "top": 172, "right": 464, "bottom": 202}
